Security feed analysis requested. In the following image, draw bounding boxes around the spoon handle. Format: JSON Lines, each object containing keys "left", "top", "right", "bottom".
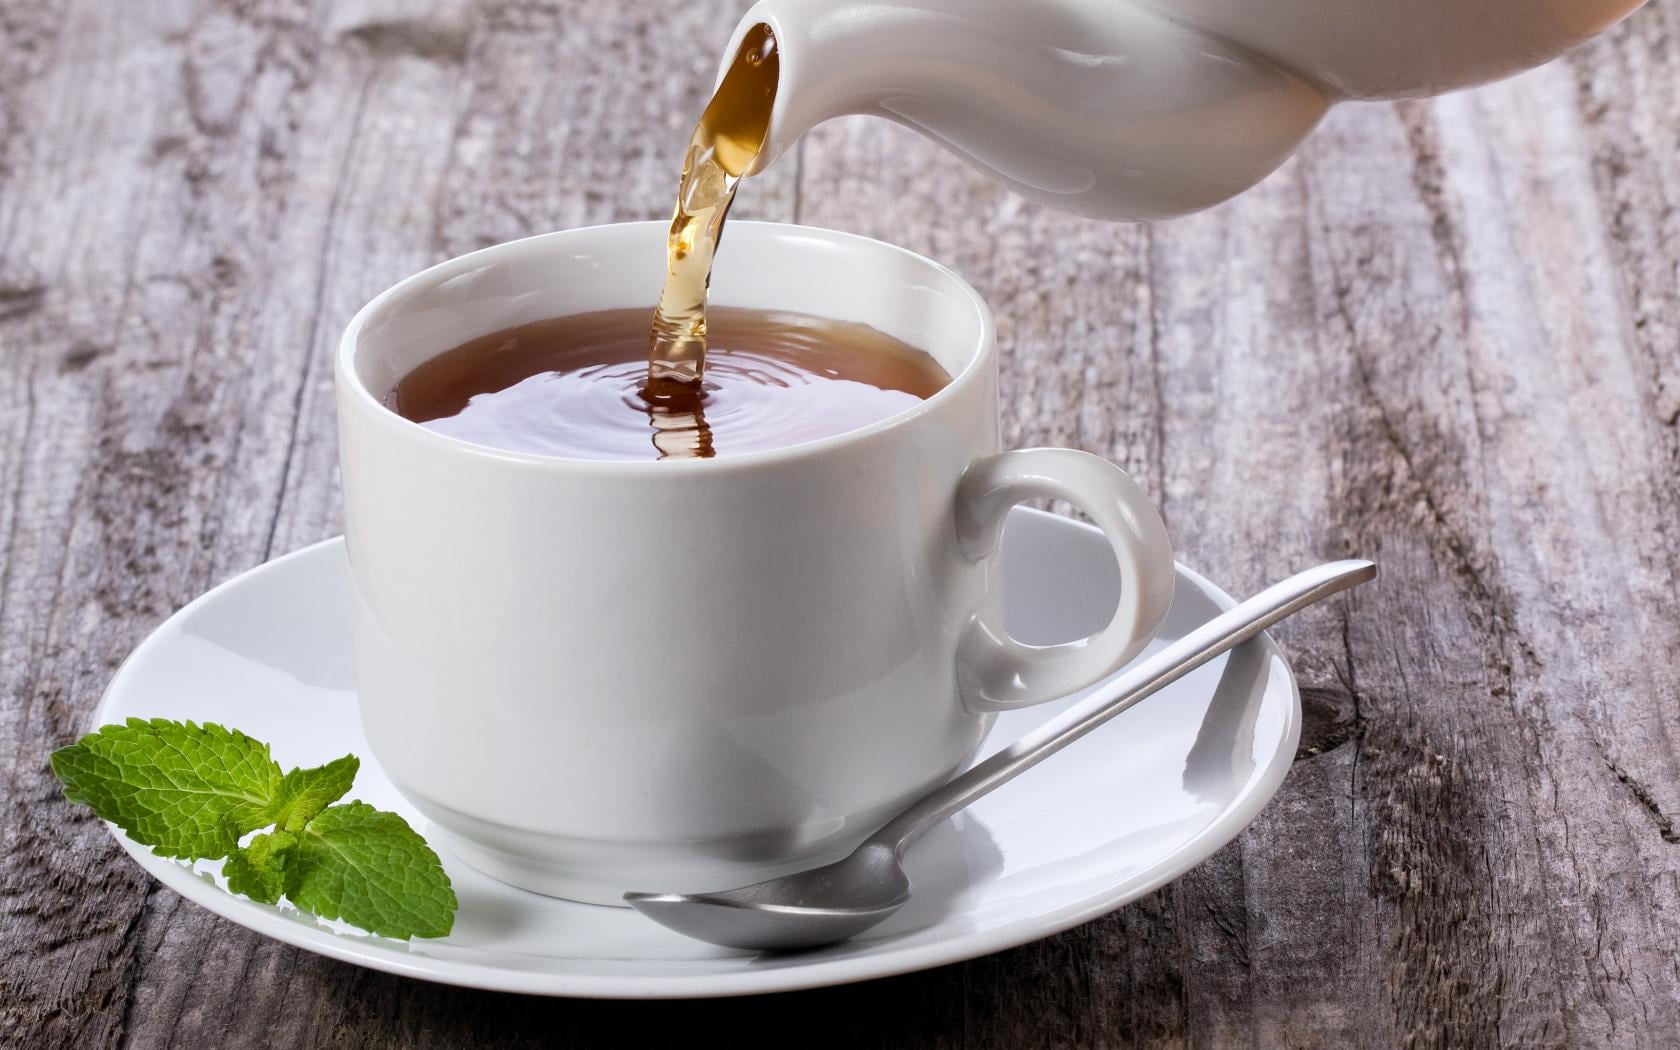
{"left": 869, "top": 559, "right": 1377, "bottom": 855}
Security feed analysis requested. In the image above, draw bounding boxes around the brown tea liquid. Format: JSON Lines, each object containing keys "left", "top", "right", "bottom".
{"left": 388, "top": 308, "right": 951, "bottom": 461}
{"left": 646, "top": 23, "right": 778, "bottom": 386}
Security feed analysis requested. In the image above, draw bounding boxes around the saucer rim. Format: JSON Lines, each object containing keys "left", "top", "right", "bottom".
{"left": 91, "top": 508, "right": 1300, "bottom": 999}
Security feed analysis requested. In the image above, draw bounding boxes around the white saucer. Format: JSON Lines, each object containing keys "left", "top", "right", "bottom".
{"left": 93, "top": 507, "right": 1299, "bottom": 998}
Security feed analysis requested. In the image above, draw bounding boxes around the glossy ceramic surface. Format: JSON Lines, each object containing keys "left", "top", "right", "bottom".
{"left": 728, "top": 0, "right": 1645, "bottom": 219}
{"left": 337, "top": 222, "right": 1172, "bottom": 904}
{"left": 92, "top": 508, "right": 1300, "bottom": 999}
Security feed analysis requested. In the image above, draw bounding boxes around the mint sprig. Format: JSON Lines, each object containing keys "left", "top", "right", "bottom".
{"left": 51, "top": 718, "right": 456, "bottom": 940}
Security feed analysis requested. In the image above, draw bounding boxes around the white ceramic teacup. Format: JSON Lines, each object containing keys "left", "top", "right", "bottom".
{"left": 335, "top": 221, "right": 1175, "bottom": 905}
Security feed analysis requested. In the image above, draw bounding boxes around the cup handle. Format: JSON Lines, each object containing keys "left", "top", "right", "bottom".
{"left": 955, "top": 448, "right": 1175, "bottom": 712}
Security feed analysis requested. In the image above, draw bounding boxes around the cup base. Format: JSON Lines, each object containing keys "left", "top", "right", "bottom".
{"left": 373, "top": 705, "right": 994, "bottom": 906}
{"left": 395, "top": 779, "right": 927, "bottom": 907}
{"left": 428, "top": 822, "right": 861, "bottom": 907}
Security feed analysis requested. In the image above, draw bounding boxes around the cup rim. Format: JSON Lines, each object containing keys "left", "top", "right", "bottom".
{"left": 336, "top": 220, "right": 996, "bottom": 474}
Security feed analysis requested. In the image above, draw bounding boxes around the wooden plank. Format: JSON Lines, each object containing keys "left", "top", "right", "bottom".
{"left": 0, "top": 0, "right": 1675, "bottom": 1045}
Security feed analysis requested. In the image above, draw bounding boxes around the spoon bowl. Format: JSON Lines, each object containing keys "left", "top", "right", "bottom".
{"left": 625, "top": 843, "right": 909, "bottom": 951}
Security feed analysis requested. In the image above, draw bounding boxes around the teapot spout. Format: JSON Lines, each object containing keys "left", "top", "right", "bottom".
{"left": 717, "top": 0, "right": 1330, "bottom": 221}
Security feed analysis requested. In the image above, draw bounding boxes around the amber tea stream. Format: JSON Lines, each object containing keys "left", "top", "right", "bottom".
{"left": 646, "top": 22, "right": 779, "bottom": 387}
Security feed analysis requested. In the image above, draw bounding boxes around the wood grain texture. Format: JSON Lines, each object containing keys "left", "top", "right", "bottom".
{"left": 1, "top": 0, "right": 1676, "bottom": 1046}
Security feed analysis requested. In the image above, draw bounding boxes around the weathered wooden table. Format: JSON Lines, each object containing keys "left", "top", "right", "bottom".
{"left": 4, "top": 1, "right": 1678, "bottom": 1045}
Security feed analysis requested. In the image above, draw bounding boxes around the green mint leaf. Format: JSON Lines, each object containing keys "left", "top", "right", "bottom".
{"left": 52, "top": 721, "right": 457, "bottom": 939}
{"left": 286, "top": 802, "right": 456, "bottom": 939}
{"left": 223, "top": 828, "right": 297, "bottom": 904}
{"left": 50, "top": 718, "right": 283, "bottom": 859}
{"left": 266, "top": 755, "right": 358, "bottom": 831}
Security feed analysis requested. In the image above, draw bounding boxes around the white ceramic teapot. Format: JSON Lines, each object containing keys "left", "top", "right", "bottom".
{"left": 722, "top": 0, "right": 1645, "bottom": 219}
